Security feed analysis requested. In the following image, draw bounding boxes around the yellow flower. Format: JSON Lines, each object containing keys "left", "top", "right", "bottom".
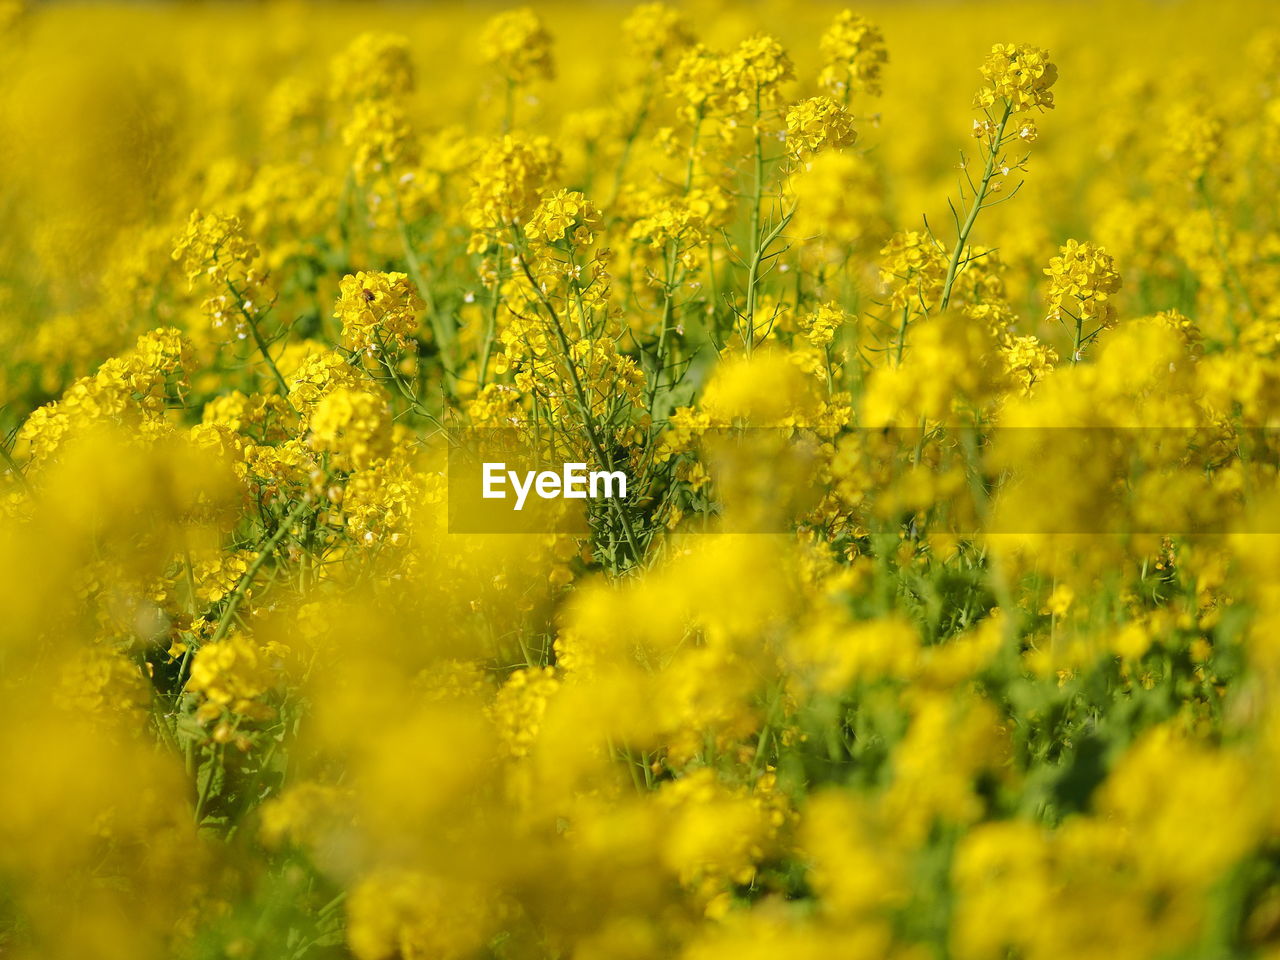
{"left": 186, "top": 631, "right": 278, "bottom": 724}
{"left": 818, "top": 10, "right": 888, "bottom": 99}
{"left": 330, "top": 32, "right": 415, "bottom": 103}
{"left": 1045, "top": 238, "right": 1123, "bottom": 347}
{"left": 480, "top": 7, "right": 554, "bottom": 85}
{"left": 307, "top": 386, "right": 393, "bottom": 471}
{"left": 335, "top": 271, "right": 425, "bottom": 355}
{"left": 524, "top": 188, "right": 602, "bottom": 245}
{"left": 622, "top": 2, "right": 693, "bottom": 65}
{"left": 975, "top": 42, "right": 1058, "bottom": 114}
{"left": 785, "top": 96, "right": 857, "bottom": 161}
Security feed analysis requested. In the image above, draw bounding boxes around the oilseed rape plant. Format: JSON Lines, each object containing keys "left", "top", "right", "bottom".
{"left": 3, "top": 0, "right": 1280, "bottom": 957}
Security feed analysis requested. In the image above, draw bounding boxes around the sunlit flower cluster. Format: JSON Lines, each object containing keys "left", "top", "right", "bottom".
{"left": 2, "top": 2, "right": 1280, "bottom": 959}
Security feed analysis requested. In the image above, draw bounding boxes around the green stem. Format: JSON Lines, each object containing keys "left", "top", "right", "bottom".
{"left": 683, "top": 114, "right": 703, "bottom": 193}
{"left": 649, "top": 241, "right": 679, "bottom": 412}
{"left": 374, "top": 333, "right": 450, "bottom": 433}
{"left": 939, "top": 101, "right": 1014, "bottom": 313}
{"left": 207, "top": 497, "right": 312, "bottom": 646}
{"left": 395, "top": 204, "right": 455, "bottom": 394}
{"left": 894, "top": 305, "right": 911, "bottom": 365}
{"left": 502, "top": 77, "right": 516, "bottom": 133}
{"left": 0, "top": 435, "right": 30, "bottom": 491}
{"left": 194, "top": 741, "right": 224, "bottom": 824}
{"left": 478, "top": 276, "right": 503, "bottom": 388}
{"left": 743, "top": 208, "right": 796, "bottom": 354}
{"left": 511, "top": 238, "right": 644, "bottom": 567}
{"left": 227, "top": 280, "right": 296, "bottom": 409}
{"left": 247, "top": 318, "right": 292, "bottom": 400}
{"left": 743, "top": 92, "right": 765, "bottom": 353}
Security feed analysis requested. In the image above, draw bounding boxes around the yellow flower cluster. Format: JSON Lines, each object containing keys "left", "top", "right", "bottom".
{"left": 1045, "top": 238, "right": 1124, "bottom": 354}
{"left": 524, "top": 188, "right": 602, "bottom": 245}
{"left": 975, "top": 42, "right": 1059, "bottom": 114}
{"left": 330, "top": 32, "right": 415, "bottom": 103}
{"left": 307, "top": 385, "right": 393, "bottom": 471}
{"left": 465, "top": 135, "right": 558, "bottom": 247}
{"left": 723, "top": 34, "right": 795, "bottom": 114}
{"left": 480, "top": 6, "right": 555, "bottom": 85}
{"left": 622, "top": 1, "right": 693, "bottom": 64}
{"left": 18, "top": 328, "right": 190, "bottom": 462}
{"left": 3, "top": 2, "right": 1280, "bottom": 959}
{"left": 171, "top": 210, "right": 275, "bottom": 341}
{"left": 342, "top": 98, "right": 418, "bottom": 187}
{"left": 879, "top": 230, "right": 947, "bottom": 313}
{"left": 187, "top": 631, "right": 278, "bottom": 728}
{"left": 334, "top": 270, "right": 424, "bottom": 354}
{"left": 668, "top": 44, "right": 732, "bottom": 122}
{"left": 785, "top": 96, "right": 857, "bottom": 162}
{"left": 818, "top": 10, "right": 888, "bottom": 100}
{"left": 490, "top": 665, "right": 559, "bottom": 757}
